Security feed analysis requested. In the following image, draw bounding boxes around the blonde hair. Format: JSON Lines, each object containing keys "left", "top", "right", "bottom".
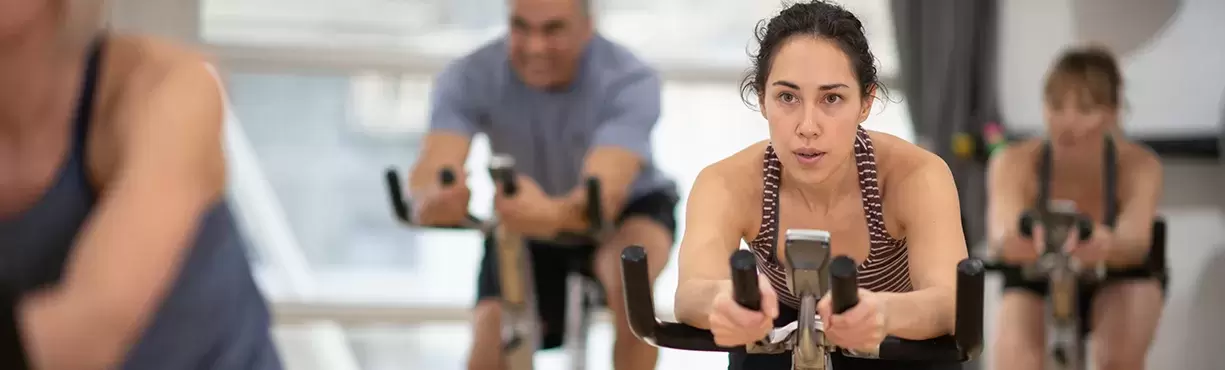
{"left": 1043, "top": 44, "right": 1124, "bottom": 108}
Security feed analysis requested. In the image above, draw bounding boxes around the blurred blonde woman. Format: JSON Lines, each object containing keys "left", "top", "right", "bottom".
{"left": 987, "top": 45, "right": 1164, "bottom": 370}
{"left": 0, "top": 1, "right": 281, "bottom": 369}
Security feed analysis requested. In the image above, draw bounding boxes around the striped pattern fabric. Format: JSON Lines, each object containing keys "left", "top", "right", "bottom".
{"left": 749, "top": 127, "right": 913, "bottom": 309}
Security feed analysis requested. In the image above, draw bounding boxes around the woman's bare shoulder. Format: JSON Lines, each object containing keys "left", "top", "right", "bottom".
{"left": 1117, "top": 140, "right": 1163, "bottom": 177}
{"left": 992, "top": 139, "right": 1044, "bottom": 167}
{"left": 688, "top": 141, "right": 769, "bottom": 239}
{"left": 700, "top": 140, "right": 768, "bottom": 187}
{"left": 864, "top": 130, "right": 947, "bottom": 185}
{"left": 693, "top": 140, "right": 769, "bottom": 206}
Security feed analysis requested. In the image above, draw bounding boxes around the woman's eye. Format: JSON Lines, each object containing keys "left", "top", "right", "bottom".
{"left": 778, "top": 92, "right": 798, "bottom": 104}
{"left": 824, "top": 94, "right": 843, "bottom": 104}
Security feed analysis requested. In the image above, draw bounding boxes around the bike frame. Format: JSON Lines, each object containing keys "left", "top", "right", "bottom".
{"left": 385, "top": 154, "right": 604, "bottom": 370}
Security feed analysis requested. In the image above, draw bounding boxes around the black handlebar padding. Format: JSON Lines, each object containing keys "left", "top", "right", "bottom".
{"left": 1018, "top": 211, "right": 1036, "bottom": 238}
{"left": 384, "top": 168, "right": 410, "bottom": 221}
{"left": 440, "top": 168, "right": 456, "bottom": 186}
{"left": 497, "top": 167, "right": 519, "bottom": 196}
{"left": 955, "top": 258, "right": 986, "bottom": 360}
{"left": 830, "top": 256, "right": 859, "bottom": 314}
{"left": 1149, "top": 217, "right": 1167, "bottom": 273}
{"left": 730, "top": 250, "right": 762, "bottom": 312}
{"left": 0, "top": 289, "right": 29, "bottom": 370}
{"left": 586, "top": 177, "right": 603, "bottom": 233}
{"left": 618, "top": 245, "right": 985, "bottom": 359}
{"left": 620, "top": 245, "right": 729, "bottom": 351}
{"left": 621, "top": 246, "right": 657, "bottom": 344}
{"left": 1075, "top": 217, "right": 1094, "bottom": 241}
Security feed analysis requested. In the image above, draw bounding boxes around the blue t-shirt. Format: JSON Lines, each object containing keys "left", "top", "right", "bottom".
{"left": 428, "top": 34, "right": 675, "bottom": 201}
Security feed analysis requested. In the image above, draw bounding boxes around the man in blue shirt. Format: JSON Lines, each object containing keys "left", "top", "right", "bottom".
{"left": 405, "top": 0, "right": 677, "bottom": 369}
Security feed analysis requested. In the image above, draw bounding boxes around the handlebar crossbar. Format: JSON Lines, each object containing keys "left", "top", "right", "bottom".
{"left": 384, "top": 159, "right": 607, "bottom": 243}
{"left": 620, "top": 246, "right": 985, "bottom": 362}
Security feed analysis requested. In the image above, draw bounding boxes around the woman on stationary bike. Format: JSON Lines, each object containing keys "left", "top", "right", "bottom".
{"left": 670, "top": 1, "right": 969, "bottom": 369}
{"left": 987, "top": 46, "right": 1165, "bottom": 370}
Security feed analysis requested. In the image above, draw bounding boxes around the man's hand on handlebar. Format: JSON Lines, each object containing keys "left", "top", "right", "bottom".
{"left": 709, "top": 274, "right": 779, "bottom": 347}
{"left": 818, "top": 288, "right": 887, "bottom": 353}
{"left": 494, "top": 174, "right": 567, "bottom": 238}
{"left": 411, "top": 173, "right": 471, "bottom": 226}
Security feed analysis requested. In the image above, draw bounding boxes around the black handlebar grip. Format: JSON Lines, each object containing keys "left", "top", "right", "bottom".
{"left": 620, "top": 246, "right": 659, "bottom": 342}
{"left": 586, "top": 177, "right": 604, "bottom": 233}
{"left": 384, "top": 168, "right": 410, "bottom": 221}
{"left": 955, "top": 259, "right": 986, "bottom": 360}
{"left": 497, "top": 168, "right": 519, "bottom": 196}
{"left": 1018, "top": 211, "right": 1036, "bottom": 238}
{"left": 830, "top": 256, "right": 859, "bottom": 314}
{"left": 1075, "top": 217, "right": 1094, "bottom": 241}
{"left": 729, "top": 250, "right": 762, "bottom": 312}
{"left": 439, "top": 168, "right": 456, "bottom": 186}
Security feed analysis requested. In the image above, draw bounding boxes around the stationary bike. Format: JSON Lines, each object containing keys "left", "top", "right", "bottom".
{"left": 385, "top": 154, "right": 608, "bottom": 370}
{"left": 979, "top": 136, "right": 1168, "bottom": 370}
{"left": 621, "top": 229, "right": 986, "bottom": 370}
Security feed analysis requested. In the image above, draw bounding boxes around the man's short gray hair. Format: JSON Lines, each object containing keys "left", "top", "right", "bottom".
{"left": 509, "top": 0, "right": 593, "bottom": 17}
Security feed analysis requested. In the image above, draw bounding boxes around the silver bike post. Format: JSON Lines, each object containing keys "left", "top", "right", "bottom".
{"left": 783, "top": 229, "right": 834, "bottom": 370}
{"left": 1045, "top": 268, "right": 1084, "bottom": 370}
{"left": 491, "top": 155, "right": 539, "bottom": 370}
{"left": 562, "top": 271, "right": 589, "bottom": 370}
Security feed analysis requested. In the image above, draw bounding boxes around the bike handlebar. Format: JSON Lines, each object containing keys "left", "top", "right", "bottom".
{"left": 830, "top": 256, "right": 858, "bottom": 314}
{"left": 620, "top": 246, "right": 985, "bottom": 362}
{"left": 828, "top": 256, "right": 985, "bottom": 361}
{"left": 384, "top": 167, "right": 484, "bottom": 229}
{"left": 1019, "top": 210, "right": 1093, "bottom": 242}
{"left": 383, "top": 163, "right": 606, "bottom": 240}
{"left": 984, "top": 211, "right": 1096, "bottom": 273}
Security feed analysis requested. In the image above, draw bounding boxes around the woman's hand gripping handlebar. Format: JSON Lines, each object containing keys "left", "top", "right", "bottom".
{"left": 983, "top": 210, "right": 1095, "bottom": 274}
{"left": 619, "top": 246, "right": 985, "bottom": 362}
{"left": 827, "top": 257, "right": 985, "bottom": 362}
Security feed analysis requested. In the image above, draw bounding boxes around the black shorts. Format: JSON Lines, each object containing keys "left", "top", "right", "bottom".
{"left": 475, "top": 189, "right": 679, "bottom": 350}
{"left": 1000, "top": 266, "right": 1167, "bottom": 335}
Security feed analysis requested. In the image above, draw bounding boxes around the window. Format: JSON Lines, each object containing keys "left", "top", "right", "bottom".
{"left": 202, "top": 0, "right": 900, "bottom": 79}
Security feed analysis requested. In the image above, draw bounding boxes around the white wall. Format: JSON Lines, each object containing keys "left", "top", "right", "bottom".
{"left": 997, "top": 0, "right": 1225, "bottom": 139}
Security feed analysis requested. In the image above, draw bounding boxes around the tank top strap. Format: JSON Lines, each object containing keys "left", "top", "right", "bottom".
{"left": 852, "top": 127, "right": 890, "bottom": 247}
{"left": 1035, "top": 136, "right": 1119, "bottom": 227}
{"left": 757, "top": 144, "right": 783, "bottom": 262}
{"left": 69, "top": 37, "right": 105, "bottom": 170}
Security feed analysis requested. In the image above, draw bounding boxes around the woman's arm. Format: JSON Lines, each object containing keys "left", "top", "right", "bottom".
{"left": 986, "top": 146, "right": 1034, "bottom": 254}
{"left": 1106, "top": 151, "right": 1163, "bottom": 267}
{"left": 880, "top": 154, "right": 968, "bottom": 340}
{"left": 19, "top": 59, "right": 226, "bottom": 370}
{"left": 674, "top": 164, "right": 750, "bottom": 329}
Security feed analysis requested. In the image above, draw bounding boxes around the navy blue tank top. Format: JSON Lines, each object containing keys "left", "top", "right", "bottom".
{"left": 0, "top": 39, "right": 281, "bottom": 369}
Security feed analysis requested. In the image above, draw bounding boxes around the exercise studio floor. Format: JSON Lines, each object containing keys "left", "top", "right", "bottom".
{"left": 222, "top": 71, "right": 1224, "bottom": 370}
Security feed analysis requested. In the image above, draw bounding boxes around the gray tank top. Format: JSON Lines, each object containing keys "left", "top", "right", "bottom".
{"left": 0, "top": 38, "right": 281, "bottom": 369}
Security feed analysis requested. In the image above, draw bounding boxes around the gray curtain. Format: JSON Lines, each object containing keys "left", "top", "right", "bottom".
{"left": 891, "top": 0, "right": 1000, "bottom": 251}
